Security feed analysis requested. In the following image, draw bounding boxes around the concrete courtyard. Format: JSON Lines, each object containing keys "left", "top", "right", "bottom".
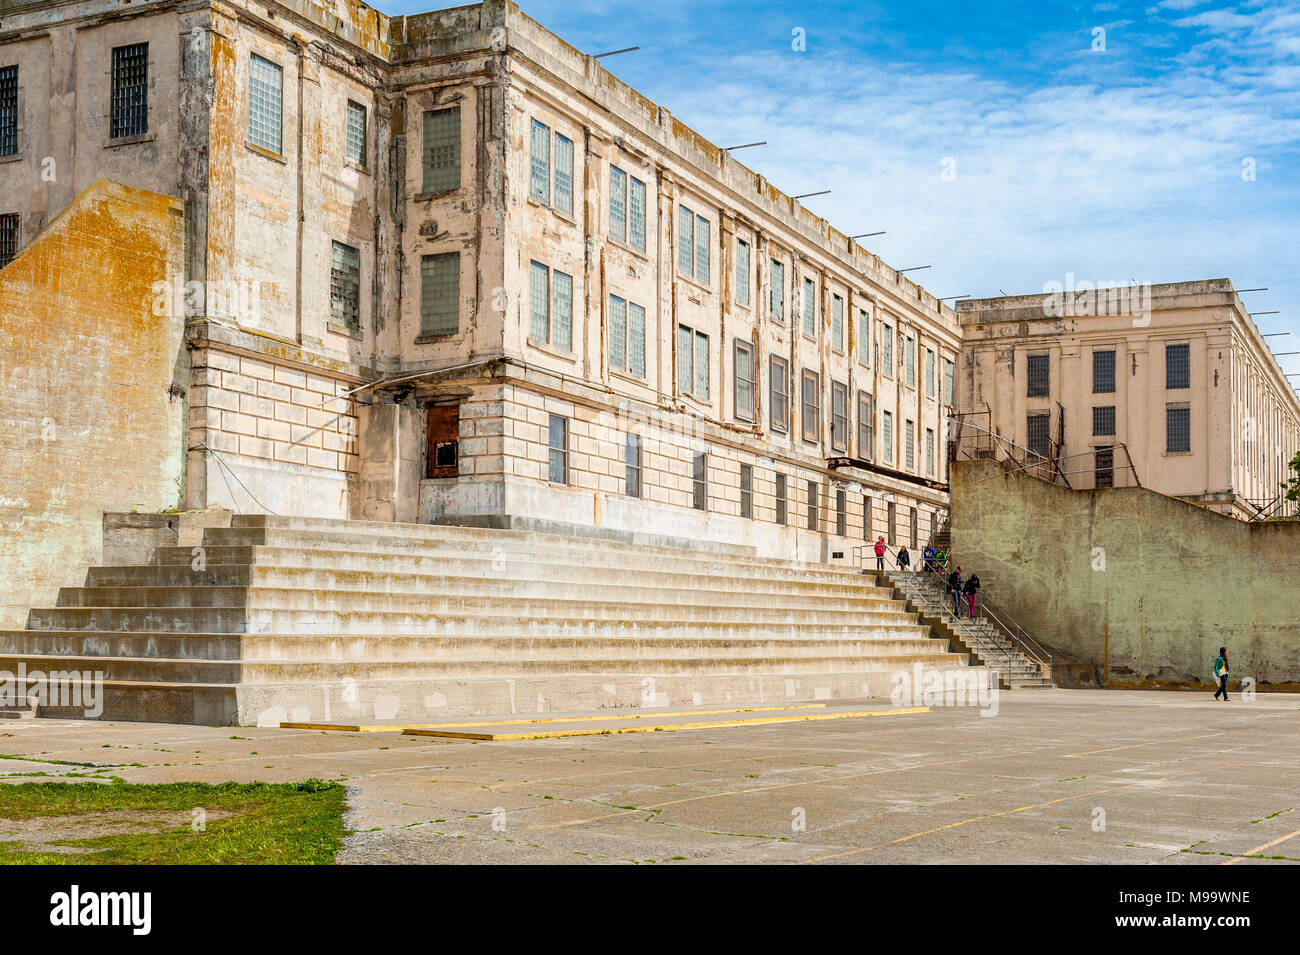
{"left": 0, "top": 688, "right": 1296, "bottom": 865}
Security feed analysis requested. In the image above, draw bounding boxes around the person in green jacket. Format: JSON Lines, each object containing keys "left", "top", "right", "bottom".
{"left": 1213, "top": 647, "right": 1230, "bottom": 701}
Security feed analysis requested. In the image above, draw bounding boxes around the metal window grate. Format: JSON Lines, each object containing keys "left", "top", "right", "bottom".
{"left": 345, "top": 100, "right": 367, "bottom": 166}
{"left": 329, "top": 241, "right": 360, "bottom": 330}
{"left": 248, "top": 55, "right": 283, "bottom": 154}
{"left": 1093, "top": 405, "right": 1116, "bottom": 436}
{"left": 629, "top": 177, "right": 646, "bottom": 252}
{"left": 553, "top": 134, "right": 573, "bottom": 216}
{"left": 551, "top": 270, "right": 572, "bottom": 351}
{"left": 608, "top": 294, "right": 627, "bottom": 370}
{"left": 1095, "top": 447, "right": 1114, "bottom": 488}
{"left": 0, "top": 65, "right": 16, "bottom": 157}
{"left": 529, "top": 120, "right": 550, "bottom": 204}
{"left": 111, "top": 44, "right": 149, "bottom": 139}
{"left": 419, "top": 252, "right": 459, "bottom": 336}
{"left": 1167, "top": 405, "right": 1190, "bottom": 452}
{"left": 1027, "top": 413, "right": 1051, "bottom": 457}
{"left": 422, "top": 106, "right": 460, "bottom": 193}
{"left": 1166, "top": 343, "right": 1190, "bottom": 390}
{"left": 628, "top": 303, "right": 646, "bottom": 377}
{"left": 1027, "top": 353, "right": 1050, "bottom": 397}
{"left": 735, "top": 239, "right": 750, "bottom": 307}
{"left": 609, "top": 166, "right": 627, "bottom": 241}
{"left": 1093, "top": 349, "right": 1116, "bottom": 393}
{"left": 0, "top": 212, "right": 19, "bottom": 268}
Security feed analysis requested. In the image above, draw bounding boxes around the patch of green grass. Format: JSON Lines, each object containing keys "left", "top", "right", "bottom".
{"left": 0, "top": 779, "right": 346, "bottom": 865}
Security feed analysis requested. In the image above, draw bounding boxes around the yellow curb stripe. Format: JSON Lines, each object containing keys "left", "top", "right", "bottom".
{"left": 280, "top": 703, "right": 829, "bottom": 733}
{"left": 1221, "top": 826, "right": 1300, "bottom": 866}
{"left": 402, "top": 706, "right": 929, "bottom": 741}
{"left": 1062, "top": 732, "right": 1227, "bottom": 758}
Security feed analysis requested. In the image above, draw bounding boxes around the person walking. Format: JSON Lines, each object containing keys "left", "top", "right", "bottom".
{"left": 923, "top": 543, "right": 936, "bottom": 573}
{"left": 873, "top": 536, "right": 887, "bottom": 572}
{"left": 964, "top": 572, "right": 981, "bottom": 619}
{"left": 897, "top": 545, "right": 911, "bottom": 572}
{"left": 1213, "top": 647, "right": 1230, "bottom": 701}
{"left": 935, "top": 547, "right": 948, "bottom": 573}
{"left": 947, "top": 566, "right": 963, "bottom": 617}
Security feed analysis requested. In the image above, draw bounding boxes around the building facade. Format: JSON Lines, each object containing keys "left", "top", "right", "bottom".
{"left": 955, "top": 280, "right": 1300, "bottom": 519}
{"left": 0, "top": 0, "right": 961, "bottom": 561}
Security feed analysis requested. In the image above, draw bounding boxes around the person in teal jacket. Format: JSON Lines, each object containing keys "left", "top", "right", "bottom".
{"left": 1212, "top": 647, "right": 1230, "bottom": 701}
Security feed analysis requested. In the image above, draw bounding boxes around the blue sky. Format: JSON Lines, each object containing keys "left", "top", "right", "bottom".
{"left": 379, "top": 0, "right": 1300, "bottom": 387}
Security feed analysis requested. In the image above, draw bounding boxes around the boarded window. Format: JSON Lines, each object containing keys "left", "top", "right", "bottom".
{"left": 1093, "top": 349, "right": 1116, "bottom": 393}
{"left": 0, "top": 212, "right": 18, "bottom": 268}
{"left": 419, "top": 252, "right": 458, "bottom": 336}
{"left": 422, "top": 106, "right": 461, "bottom": 194}
{"left": 734, "top": 338, "right": 755, "bottom": 422}
{"left": 0, "top": 65, "right": 16, "bottom": 157}
{"left": 248, "top": 55, "right": 283, "bottom": 154}
{"left": 910, "top": 506, "right": 918, "bottom": 548}
{"left": 863, "top": 495, "right": 873, "bottom": 540}
{"left": 735, "top": 239, "right": 751, "bottom": 306}
{"left": 1166, "top": 343, "right": 1190, "bottom": 390}
{"left": 1027, "top": 353, "right": 1050, "bottom": 397}
{"left": 886, "top": 501, "right": 896, "bottom": 546}
{"left": 345, "top": 100, "right": 367, "bottom": 166}
{"left": 426, "top": 404, "right": 459, "bottom": 478}
{"left": 110, "top": 43, "right": 149, "bottom": 139}
{"left": 769, "top": 354, "right": 789, "bottom": 433}
{"left": 836, "top": 488, "right": 847, "bottom": 537}
{"left": 329, "top": 241, "right": 361, "bottom": 330}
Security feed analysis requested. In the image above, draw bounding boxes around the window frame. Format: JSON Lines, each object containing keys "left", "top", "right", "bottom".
{"left": 856, "top": 391, "right": 873, "bottom": 461}
{"left": 692, "top": 452, "right": 708, "bottom": 511}
{"left": 769, "top": 259, "right": 785, "bottom": 324}
{"left": 0, "top": 65, "right": 17, "bottom": 158}
{"left": 733, "top": 337, "right": 756, "bottom": 423}
{"left": 1026, "top": 353, "right": 1051, "bottom": 398}
{"left": 735, "top": 237, "right": 751, "bottom": 307}
{"left": 1166, "top": 342, "right": 1191, "bottom": 391}
{"left": 328, "top": 239, "right": 362, "bottom": 333}
{"left": 739, "top": 463, "right": 753, "bottom": 519}
{"left": 625, "top": 433, "right": 643, "bottom": 498}
{"left": 247, "top": 53, "right": 284, "bottom": 157}
{"left": 800, "top": 368, "right": 821, "bottom": 445}
{"left": 418, "top": 251, "right": 460, "bottom": 338}
{"left": 421, "top": 105, "right": 462, "bottom": 195}
{"left": 769, "top": 354, "right": 790, "bottom": 434}
{"left": 802, "top": 277, "right": 817, "bottom": 339}
{"left": 344, "top": 99, "right": 368, "bottom": 169}
{"left": 548, "top": 414, "right": 569, "bottom": 485}
{"left": 830, "top": 380, "right": 849, "bottom": 453}
{"left": 1093, "top": 349, "right": 1116, "bottom": 394}
{"left": 110, "top": 43, "right": 150, "bottom": 142}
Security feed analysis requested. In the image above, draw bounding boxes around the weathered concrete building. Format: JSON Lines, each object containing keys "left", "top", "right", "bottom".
{"left": 955, "top": 281, "right": 1300, "bottom": 519}
{"left": 0, "top": 0, "right": 960, "bottom": 571}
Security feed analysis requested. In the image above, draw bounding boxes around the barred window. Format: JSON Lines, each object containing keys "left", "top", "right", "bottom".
{"left": 419, "top": 252, "right": 459, "bottom": 336}
{"left": 609, "top": 166, "right": 627, "bottom": 241}
{"left": 775, "top": 473, "right": 787, "bottom": 526}
{"left": 769, "top": 354, "right": 789, "bottom": 434}
{"left": 344, "top": 100, "right": 367, "bottom": 166}
{"left": 329, "top": 240, "right": 360, "bottom": 330}
{"left": 110, "top": 44, "right": 149, "bottom": 139}
{"left": 802, "top": 278, "right": 816, "bottom": 338}
{"left": 626, "top": 433, "right": 642, "bottom": 498}
{"left": 770, "top": 259, "right": 785, "bottom": 323}
{"left": 1167, "top": 405, "right": 1191, "bottom": 452}
{"left": 857, "top": 391, "right": 873, "bottom": 461}
{"left": 1166, "top": 343, "right": 1190, "bottom": 390}
{"left": 248, "top": 55, "right": 283, "bottom": 154}
{"left": 734, "top": 338, "right": 755, "bottom": 422}
{"left": 905, "top": 418, "right": 915, "bottom": 469}
{"left": 529, "top": 120, "right": 550, "bottom": 204}
{"left": 1027, "top": 353, "right": 1050, "bottom": 397}
{"left": 1027, "top": 413, "right": 1051, "bottom": 458}
{"left": 0, "top": 212, "right": 19, "bottom": 269}
{"left": 740, "top": 463, "right": 753, "bottom": 519}
{"left": 692, "top": 452, "right": 708, "bottom": 511}
{"left": 807, "top": 479, "right": 818, "bottom": 531}
{"left": 553, "top": 134, "right": 574, "bottom": 216}
{"left": 882, "top": 324, "right": 894, "bottom": 376}
{"left": 1095, "top": 447, "right": 1115, "bottom": 489}
{"left": 422, "top": 106, "right": 460, "bottom": 193}
{"left": 857, "top": 309, "right": 870, "bottom": 364}
{"left": 882, "top": 410, "right": 893, "bottom": 461}
{"left": 1093, "top": 349, "right": 1116, "bottom": 393}
{"left": 735, "top": 238, "right": 751, "bottom": 307}
{"left": 0, "top": 65, "right": 16, "bottom": 157}
{"left": 830, "top": 380, "right": 848, "bottom": 452}
{"left": 801, "top": 369, "right": 820, "bottom": 444}
{"left": 1093, "top": 405, "right": 1116, "bottom": 436}
{"left": 831, "top": 294, "right": 844, "bottom": 352}
{"left": 548, "top": 414, "right": 569, "bottom": 484}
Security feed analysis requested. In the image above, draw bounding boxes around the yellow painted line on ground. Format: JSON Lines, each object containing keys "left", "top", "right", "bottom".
{"left": 280, "top": 703, "right": 829, "bottom": 733}
{"left": 1061, "top": 732, "right": 1227, "bottom": 758}
{"left": 402, "top": 706, "right": 929, "bottom": 741}
{"left": 1220, "top": 826, "right": 1300, "bottom": 865}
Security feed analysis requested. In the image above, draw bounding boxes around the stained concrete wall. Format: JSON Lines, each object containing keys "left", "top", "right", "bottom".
{"left": 949, "top": 457, "right": 1300, "bottom": 688}
{"left": 0, "top": 180, "right": 187, "bottom": 628}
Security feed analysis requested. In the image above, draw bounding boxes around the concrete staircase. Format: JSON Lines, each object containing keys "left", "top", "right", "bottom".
{"left": 0, "top": 515, "right": 992, "bottom": 725}
{"left": 880, "top": 567, "right": 1054, "bottom": 689}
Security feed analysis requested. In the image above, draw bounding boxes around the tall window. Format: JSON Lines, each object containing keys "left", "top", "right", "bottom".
{"left": 904, "top": 418, "right": 915, "bottom": 469}
{"left": 775, "top": 473, "right": 787, "bottom": 526}
{"left": 529, "top": 119, "right": 550, "bottom": 204}
{"left": 831, "top": 294, "right": 844, "bottom": 352}
{"left": 857, "top": 391, "right": 873, "bottom": 461}
{"left": 1166, "top": 343, "right": 1190, "bottom": 390}
{"left": 548, "top": 415, "right": 569, "bottom": 484}
{"left": 882, "top": 410, "right": 893, "bottom": 462}
{"left": 553, "top": 133, "right": 574, "bottom": 216}
{"left": 857, "top": 308, "right": 871, "bottom": 365}
{"left": 886, "top": 501, "right": 896, "bottom": 546}
{"left": 740, "top": 463, "right": 753, "bottom": 519}
{"left": 863, "top": 495, "right": 873, "bottom": 540}
{"left": 110, "top": 43, "right": 149, "bottom": 139}
{"left": 422, "top": 106, "right": 461, "bottom": 193}
{"left": 924, "top": 348, "right": 936, "bottom": 397}
{"left": 625, "top": 433, "right": 642, "bottom": 498}
{"left": 770, "top": 259, "right": 785, "bottom": 323}
{"left": 1027, "top": 353, "right": 1050, "bottom": 397}
{"left": 802, "top": 278, "right": 816, "bottom": 338}
{"left": 910, "top": 507, "right": 919, "bottom": 548}
{"left": 607, "top": 165, "right": 645, "bottom": 250}
{"left": 0, "top": 213, "right": 18, "bottom": 269}
{"left": 734, "top": 339, "right": 755, "bottom": 422}
{"left": 1027, "top": 413, "right": 1051, "bottom": 458}
{"left": 943, "top": 358, "right": 954, "bottom": 405}
{"left": 830, "top": 381, "right": 848, "bottom": 453}
{"left": 1093, "top": 406, "right": 1116, "bottom": 436}
{"left": 801, "top": 369, "right": 820, "bottom": 444}
{"left": 608, "top": 295, "right": 646, "bottom": 377}
{"left": 807, "top": 479, "right": 818, "bottom": 531}
{"left": 692, "top": 452, "right": 708, "bottom": 510}
{"left": 1093, "top": 349, "right": 1116, "bottom": 393}
{"left": 419, "top": 252, "right": 459, "bottom": 336}
{"left": 329, "top": 241, "right": 360, "bottom": 331}
{"left": 528, "top": 261, "right": 573, "bottom": 350}
{"left": 345, "top": 100, "right": 367, "bottom": 166}
{"left": 677, "top": 205, "right": 710, "bottom": 284}
{"left": 1167, "top": 404, "right": 1191, "bottom": 452}
{"left": 925, "top": 427, "right": 935, "bottom": 475}
{"left": 882, "top": 324, "right": 894, "bottom": 376}
{"left": 677, "top": 324, "right": 709, "bottom": 400}
{"left": 735, "top": 239, "right": 751, "bottom": 306}
{"left": 248, "top": 54, "right": 283, "bottom": 154}
{"left": 0, "top": 66, "right": 16, "bottom": 157}
{"left": 835, "top": 488, "right": 847, "bottom": 537}
{"left": 905, "top": 336, "right": 916, "bottom": 388}
{"left": 769, "top": 355, "right": 789, "bottom": 433}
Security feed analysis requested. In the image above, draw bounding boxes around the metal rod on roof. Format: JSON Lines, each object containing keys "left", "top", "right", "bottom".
{"left": 593, "top": 46, "right": 640, "bottom": 58}
{"left": 1273, "top": 351, "right": 1300, "bottom": 356}
{"left": 1263, "top": 333, "right": 1291, "bottom": 337}
{"left": 724, "top": 141, "right": 766, "bottom": 151}
{"left": 851, "top": 231, "right": 886, "bottom": 239}
{"left": 938, "top": 295, "right": 970, "bottom": 301}
{"left": 1250, "top": 311, "right": 1280, "bottom": 316}
{"left": 899, "top": 266, "right": 931, "bottom": 273}
{"left": 1237, "top": 288, "right": 1269, "bottom": 292}
{"left": 792, "top": 190, "right": 832, "bottom": 199}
